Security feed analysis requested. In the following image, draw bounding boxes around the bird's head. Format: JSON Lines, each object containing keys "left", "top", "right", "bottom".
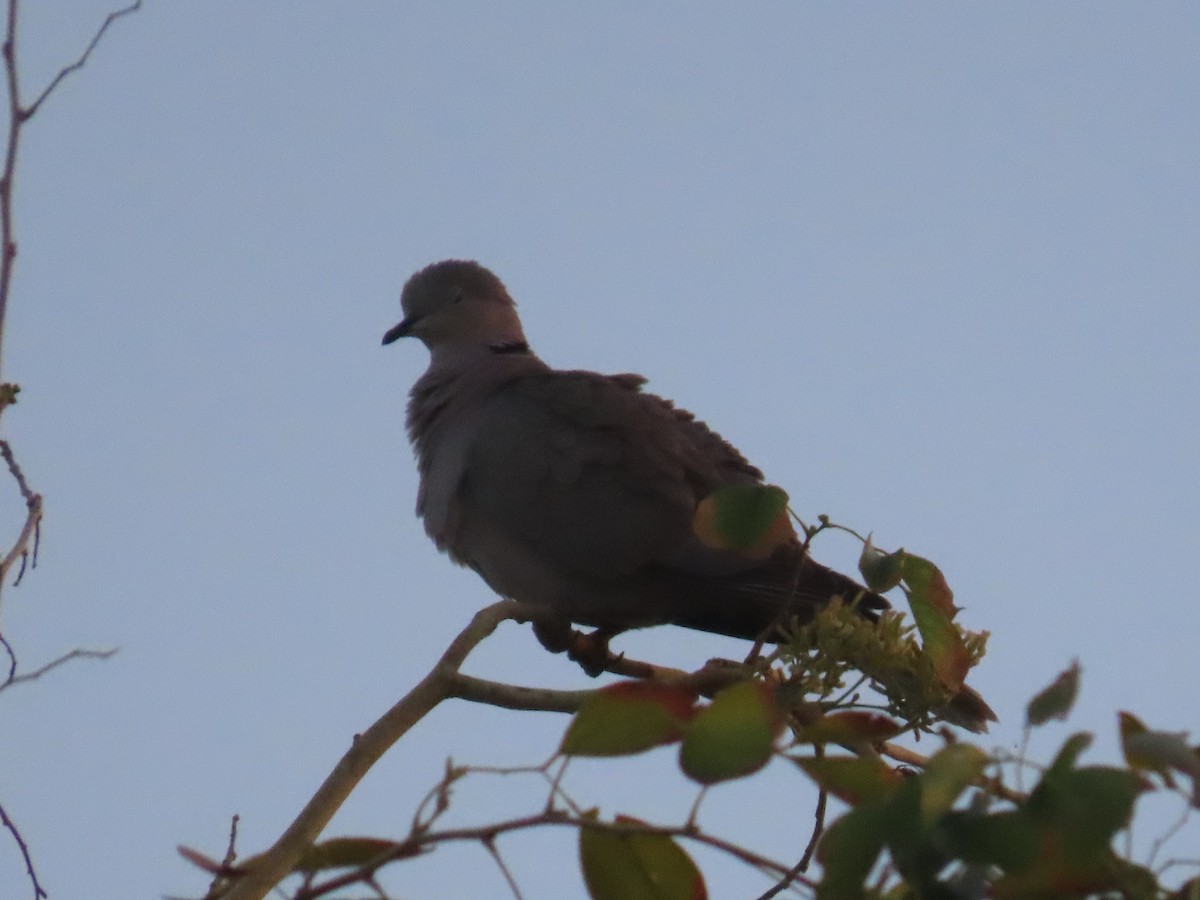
{"left": 383, "top": 260, "right": 527, "bottom": 353}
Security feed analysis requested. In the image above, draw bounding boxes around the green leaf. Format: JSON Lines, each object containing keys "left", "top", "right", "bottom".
{"left": 816, "top": 800, "right": 892, "bottom": 899}
{"left": 1026, "top": 660, "right": 1081, "bottom": 727}
{"left": 941, "top": 733, "right": 1144, "bottom": 898}
{"left": 679, "top": 681, "right": 781, "bottom": 784}
{"left": 1173, "top": 876, "right": 1200, "bottom": 900}
{"left": 791, "top": 755, "right": 904, "bottom": 806}
{"left": 858, "top": 538, "right": 905, "bottom": 593}
{"left": 562, "top": 682, "right": 697, "bottom": 757}
{"left": 1045, "top": 731, "right": 1093, "bottom": 776}
{"left": 1030, "top": 764, "right": 1143, "bottom": 852}
{"left": 938, "top": 809, "right": 1039, "bottom": 871}
{"left": 691, "top": 484, "right": 793, "bottom": 559}
{"left": 580, "top": 817, "right": 707, "bottom": 900}
{"left": 900, "top": 554, "right": 969, "bottom": 692}
{"left": 919, "top": 744, "right": 988, "bottom": 825}
{"left": 900, "top": 554, "right": 956, "bottom": 617}
{"left": 1120, "top": 712, "right": 1200, "bottom": 805}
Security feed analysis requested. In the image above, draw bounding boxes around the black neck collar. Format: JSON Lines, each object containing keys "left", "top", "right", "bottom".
{"left": 490, "top": 341, "right": 530, "bottom": 355}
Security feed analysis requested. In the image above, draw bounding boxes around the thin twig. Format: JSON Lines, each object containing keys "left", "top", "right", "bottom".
{"left": 0, "top": 5, "right": 142, "bottom": 900}
{"left": 1, "top": 645, "right": 116, "bottom": 690}
{"left": 482, "top": 837, "right": 524, "bottom": 900}
{"left": 24, "top": 0, "right": 143, "bottom": 119}
{"left": 800, "top": 788, "right": 827, "bottom": 871}
{"left": 210, "top": 815, "right": 241, "bottom": 898}
{"left": 1148, "top": 792, "right": 1195, "bottom": 871}
{"left": 0, "top": 0, "right": 25, "bottom": 363}
{"left": 300, "top": 811, "right": 808, "bottom": 899}
{"left": 756, "top": 779, "right": 828, "bottom": 898}
{"left": 0, "top": 799, "right": 46, "bottom": 899}
{"left": 0, "top": 627, "right": 12, "bottom": 679}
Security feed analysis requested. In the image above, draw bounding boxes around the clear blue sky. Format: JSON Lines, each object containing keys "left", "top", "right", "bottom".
{"left": 3, "top": 3, "right": 1198, "bottom": 897}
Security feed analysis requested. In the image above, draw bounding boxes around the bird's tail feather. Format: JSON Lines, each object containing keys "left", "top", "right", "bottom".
{"left": 654, "top": 545, "right": 889, "bottom": 642}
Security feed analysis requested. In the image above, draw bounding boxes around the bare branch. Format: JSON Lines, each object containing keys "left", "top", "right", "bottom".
{"left": 482, "top": 837, "right": 523, "bottom": 900}
{"left": 215, "top": 599, "right": 526, "bottom": 900}
{"left": 296, "top": 811, "right": 807, "bottom": 900}
{"left": 0, "top": 799, "right": 46, "bottom": 899}
{"left": 756, "top": 786, "right": 827, "bottom": 900}
{"left": 23, "top": 0, "right": 142, "bottom": 119}
{"left": 0, "top": 439, "right": 41, "bottom": 592}
{"left": 0, "top": 645, "right": 116, "bottom": 691}
{"left": 448, "top": 672, "right": 592, "bottom": 713}
{"left": 0, "top": 3, "right": 138, "bottom": 899}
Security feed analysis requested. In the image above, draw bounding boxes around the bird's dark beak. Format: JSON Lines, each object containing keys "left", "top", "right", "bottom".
{"left": 382, "top": 316, "right": 416, "bottom": 346}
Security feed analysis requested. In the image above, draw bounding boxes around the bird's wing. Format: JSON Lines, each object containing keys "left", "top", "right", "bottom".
{"left": 457, "top": 369, "right": 762, "bottom": 582}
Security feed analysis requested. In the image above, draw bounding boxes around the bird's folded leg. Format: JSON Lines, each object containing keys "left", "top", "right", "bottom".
{"left": 530, "top": 617, "right": 622, "bottom": 678}
{"left": 531, "top": 616, "right": 575, "bottom": 654}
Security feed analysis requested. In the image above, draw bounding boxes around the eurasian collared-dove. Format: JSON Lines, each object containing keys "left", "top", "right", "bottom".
{"left": 384, "top": 260, "right": 889, "bottom": 648}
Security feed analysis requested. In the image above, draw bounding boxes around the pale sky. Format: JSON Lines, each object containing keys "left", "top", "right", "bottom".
{"left": 3, "top": 3, "right": 1198, "bottom": 898}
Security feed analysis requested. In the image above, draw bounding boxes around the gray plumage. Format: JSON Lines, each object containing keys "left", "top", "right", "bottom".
{"left": 384, "top": 260, "right": 888, "bottom": 641}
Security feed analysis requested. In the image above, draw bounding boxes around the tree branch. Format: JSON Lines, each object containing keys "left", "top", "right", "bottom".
{"left": 0, "top": 5, "right": 141, "bottom": 898}
{"left": 0, "top": 798, "right": 46, "bottom": 899}
{"left": 23, "top": 0, "right": 142, "bottom": 120}
{"left": 297, "top": 811, "right": 808, "bottom": 899}
{"left": 215, "top": 599, "right": 526, "bottom": 900}
{"left": 0, "top": 645, "right": 116, "bottom": 691}
{"left": 448, "top": 672, "right": 593, "bottom": 713}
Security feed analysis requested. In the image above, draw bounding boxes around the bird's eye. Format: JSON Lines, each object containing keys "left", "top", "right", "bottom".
{"left": 452, "top": 290, "right": 465, "bottom": 304}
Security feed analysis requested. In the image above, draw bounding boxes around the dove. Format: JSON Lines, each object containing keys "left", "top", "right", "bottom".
{"left": 383, "top": 260, "right": 889, "bottom": 651}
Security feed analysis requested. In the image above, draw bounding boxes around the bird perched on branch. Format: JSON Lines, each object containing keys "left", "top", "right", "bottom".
{"left": 383, "top": 260, "right": 888, "bottom": 660}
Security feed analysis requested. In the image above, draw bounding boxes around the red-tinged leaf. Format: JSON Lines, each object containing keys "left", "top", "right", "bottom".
{"left": 679, "top": 681, "right": 782, "bottom": 785}
{"left": 178, "top": 845, "right": 238, "bottom": 876}
{"left": 901, "top": 554, "right": 956, "bottom": 617}
{"left": 794, "top": 711, "right": 903, "bottom": 746}
{"left": 858, "top": 537, "right": 905, "bottom": 593}
{"left": 908, "top": 598, "right": 969, "bottom": 692}
{"left": 791, "top": 755, "right": 904, "bottom": 806}
{"left": 1120, "top": 713, "right": 1200, "bottom": 805}
{"left": 942, "top": 685, "right": 998, "bottom": 734}
{"left": 919, "top": 744, "right": 988, "bottom": 825}
{"left": 580, "top": 817, "right": 707, "bottom": 900}
{"left": 562, "top": 682, "right": 698, "bottom": 757}
{"left": 692, "top": 484, "right": 794, "bottom": 560}
{"left": 296, "top": 837, "right": 403, "bottom": 873}
{"left": 1026, "top": 660, "right": 1081, "bottom": 727}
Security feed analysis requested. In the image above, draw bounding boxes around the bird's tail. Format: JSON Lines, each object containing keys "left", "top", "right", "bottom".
{"left": 655, "top": 544, "right": 889, "bottom": 642}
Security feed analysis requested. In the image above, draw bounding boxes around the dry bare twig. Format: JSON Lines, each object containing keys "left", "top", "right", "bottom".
{"left": 295, "top": 811, "right": 807, "bottom": 900}
{"left": 0, "top": 2, "right": 142, "bottom": 897}
{"left": 0, "top": 799, "right": 45, "bottom": 899}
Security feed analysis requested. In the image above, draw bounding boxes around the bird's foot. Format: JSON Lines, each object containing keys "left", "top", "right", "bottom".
{"left": 530, "top": 618, "right": 618, "bottom": 677}
{"left": 567, "top": 629, "right": 617, "bottom": 678}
